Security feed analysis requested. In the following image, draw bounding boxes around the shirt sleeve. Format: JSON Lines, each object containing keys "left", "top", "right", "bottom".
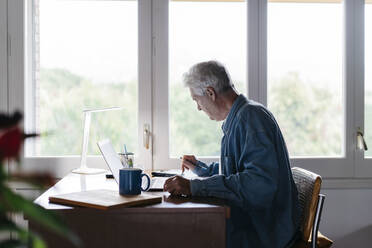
{"left": 192, "top": 160, "right": 219, "bottom": 177}
{"left": 190, "top": 131, "right": 279, "bottom": 210}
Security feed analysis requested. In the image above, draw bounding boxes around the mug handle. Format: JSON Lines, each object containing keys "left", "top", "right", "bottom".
{"left": 141, "top": 173, "right": 151, "bottom": 191}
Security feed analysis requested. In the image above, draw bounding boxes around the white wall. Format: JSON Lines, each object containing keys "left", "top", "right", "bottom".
{"left": 321, "top": 188, "right": 372, "bottom": 248}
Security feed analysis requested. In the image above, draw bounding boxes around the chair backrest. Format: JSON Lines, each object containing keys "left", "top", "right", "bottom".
{"left": 291, "top": 167, "right": 322, "bottom": 242}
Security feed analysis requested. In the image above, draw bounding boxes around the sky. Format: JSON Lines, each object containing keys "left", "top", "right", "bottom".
{"left": 39, "top": 0, "right": 372, "bottom": 91}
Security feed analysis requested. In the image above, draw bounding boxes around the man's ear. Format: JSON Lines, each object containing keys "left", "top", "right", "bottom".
{"left": 205, "top": 87, "right": 216, "bottom": 101}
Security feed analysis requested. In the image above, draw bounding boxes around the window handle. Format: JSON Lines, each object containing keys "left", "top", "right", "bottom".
{"left": 357, "top": 129, "right": 368, "bottom": 151}
{"left": 143, "top": 124, "right": 150, "bottom": 150}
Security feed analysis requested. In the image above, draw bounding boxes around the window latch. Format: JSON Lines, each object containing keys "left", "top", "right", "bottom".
{"left": 357, "top": 129, "right": 368, "bottom": 151}
{"left": 143, "top": 124, "right": 150, "bottom": 150}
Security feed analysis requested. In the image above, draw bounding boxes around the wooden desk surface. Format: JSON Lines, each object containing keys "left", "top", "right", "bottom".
{"left": 31, "top": 172, "right": 229, "bottom": 248}
{"left": 35, "top": 172, "right": 229, "bottom": 216}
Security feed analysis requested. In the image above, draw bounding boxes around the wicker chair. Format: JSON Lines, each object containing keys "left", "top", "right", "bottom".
{"left": 291, "top": 167, "right": 333, "bottom": 248}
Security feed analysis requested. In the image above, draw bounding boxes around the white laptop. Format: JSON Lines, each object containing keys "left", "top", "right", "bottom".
{"left": 97, "top": 139, "right": 166, "bottom": 191}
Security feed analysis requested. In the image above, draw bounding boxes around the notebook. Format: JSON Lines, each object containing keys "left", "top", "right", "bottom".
{"left": 49, "top": 189, "right": 162, "bottom": 210}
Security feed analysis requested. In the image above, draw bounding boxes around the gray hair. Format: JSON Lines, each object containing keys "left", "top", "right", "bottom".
{"left": 183, "top": 61, "right": 233, "bottom": 96}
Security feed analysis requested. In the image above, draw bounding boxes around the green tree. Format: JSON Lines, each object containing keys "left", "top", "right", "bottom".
{"left": 170, "top": 83, "right": 222, "bottom": 157}
{"left": 38, "top": 68, "right": 138, "bottom": 155}
{"left": 268, "top": 72, "right": 342, "bottom": 156}
{"left": 38, "top": 68, "right": 345, "bottom": 159}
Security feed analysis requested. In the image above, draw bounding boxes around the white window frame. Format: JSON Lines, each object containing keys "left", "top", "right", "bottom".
{"left": 355, "top": 0, "right": 372, "bottom": 177}
{"left": 281, "top": 0, "right": 355, "bottom": 177}
{"left": 0, "top": 0, "right": 7, "bottom": 114}
{"left": 153, "top": 0, "right": 252, "bottom": 169}
{"left": 7, "top": 0, "right": 153, "bottom": 178}
{"left": 152, "top": 0, "right": 358, "bottom": 178}
{"left": 3, "top": 0, "right": 371, "bottom": 180}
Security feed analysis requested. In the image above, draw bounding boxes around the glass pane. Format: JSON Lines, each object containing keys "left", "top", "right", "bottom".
{"left": 34, "top": 0, "right": 138, "bottom": 156}
{"left": 365, "top": 1, "right": 372, "bottom": 157}
{"left": 267, "top": 1, "right": 343, "bottom": 157}
{"left": 169, "top": 0, "right": 247, "bottom": 157}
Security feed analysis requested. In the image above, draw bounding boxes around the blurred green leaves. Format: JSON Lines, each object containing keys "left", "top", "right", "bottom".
{"left": 268, "top": 72, "right": 342, "bottom": 156}
{"left": 0, "top": 174, "right": 80, "bottom": 247}
{"left": 38, "top": 68, "right": 138, "bottom": 156}
{"left": 0, "top": 118, "right": 80, "bottom": 248}
{"left": 37, "top": 67, "right": 372, "bottom": 158}
{"left": 0, "top": 186, "right": 80, "bottom": 247}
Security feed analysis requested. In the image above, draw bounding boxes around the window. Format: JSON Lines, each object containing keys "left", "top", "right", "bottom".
{"left": 151, "top": 0, "right": 247, "bottom": 169}
{"left": 268, "top": 1, "right": 343, "bottom": 157}
{"left": 355, "top": 0, "right": 372, "bottom": 176}
{"left": 19, "top": 0, "right": 153, "bottom": 176}
{"left": 30, "top": 0, "right": 138, "bottom": 156}
{"left": 1, "top": 0, "right": 370, "bottom": 179}
{"left": 32, "top": 0, "right": 139, "bottom": 156}
{"left": 169, "top": 0, "right": 247, "bottom": 157}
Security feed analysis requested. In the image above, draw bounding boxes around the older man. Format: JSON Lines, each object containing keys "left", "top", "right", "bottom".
{"left": 164, "top": 61, "right": 300, "bottom": 248}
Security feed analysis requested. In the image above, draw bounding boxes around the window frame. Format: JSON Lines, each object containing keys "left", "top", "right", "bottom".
{"left": 153, "top": 0, "right": 251, "bottom": 169}
{"left": 265, "top": 0, "right": 356, "bottom": 177}
{"left": 263, "top": 0, "right": 355, "bottom": 177}
{"left": 7, "top": 0, "right": 154, "bottom": 178}
{"left": 355, "top": 0, "right": 372, "bottom": 177}
{"left": 2, "top": 0, "right": 370, "bottom": 179}
{"left": 0, "top": 0, "right": 7, "bottom": 114}
{"left": 153, "top": 0, "right": 358, "bottom": 177}
{"left": 1, "top": 0, "right": 8, "bottom": 175}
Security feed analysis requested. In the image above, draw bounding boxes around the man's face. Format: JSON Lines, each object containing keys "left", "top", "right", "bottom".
{"left": 189, "top": 88, "right": 218, "bottom": 120}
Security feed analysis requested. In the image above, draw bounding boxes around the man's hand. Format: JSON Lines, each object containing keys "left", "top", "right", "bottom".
{"left": 181, "top": 155, "right": 198, "bottom": 173}
{"left": 163, "top": 175, "right": 191, "bottom": 196}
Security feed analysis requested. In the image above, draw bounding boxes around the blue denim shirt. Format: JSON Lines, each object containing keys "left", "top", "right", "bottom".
{"left": 190, "top": 94, "right": 300, "bottom": 248}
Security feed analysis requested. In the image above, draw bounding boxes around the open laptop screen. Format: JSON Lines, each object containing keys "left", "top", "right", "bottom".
{"left": 97, "top": 139, "right": 123, "bottom": 184}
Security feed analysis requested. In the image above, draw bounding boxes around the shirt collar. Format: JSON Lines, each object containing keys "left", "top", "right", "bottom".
{"left": 222, "top": 94, "right": 247, "bottom": 134}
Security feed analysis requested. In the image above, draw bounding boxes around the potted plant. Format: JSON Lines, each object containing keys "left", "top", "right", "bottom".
{"left": 0, "top": 111, "right": 79, "bottom": 248}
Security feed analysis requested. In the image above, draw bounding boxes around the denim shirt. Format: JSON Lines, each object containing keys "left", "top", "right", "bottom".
{"left": 190, "top": 94, "right": 300, "bottom": 248}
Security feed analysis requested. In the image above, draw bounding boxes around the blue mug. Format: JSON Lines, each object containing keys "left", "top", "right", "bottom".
{"left": 119, "top": 168, "right": 150, "bottom": 195}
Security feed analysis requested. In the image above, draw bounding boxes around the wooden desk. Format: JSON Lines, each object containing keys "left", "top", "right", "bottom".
{"left": 30, "top": 173, "right": 229, "bottom": 248}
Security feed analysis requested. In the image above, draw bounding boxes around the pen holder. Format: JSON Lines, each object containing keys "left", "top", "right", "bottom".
{"left": 118, "top": 152, "right": 134, "bottom": 168}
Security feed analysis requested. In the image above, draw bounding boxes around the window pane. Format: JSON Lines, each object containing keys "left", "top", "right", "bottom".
{"left": 267, "top": 1, "right": 343, "bottom": 157}
{"left": 365, "top": 1, "right": 372, "bottom": 157}
{"left": 169, "top": 0, "right": 247, "bottom": 157}
{"left": 33, "top": 0, "right": 138, "bottom": 156}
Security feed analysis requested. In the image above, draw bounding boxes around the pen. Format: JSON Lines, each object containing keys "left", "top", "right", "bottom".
{"left": 123, "top": 144, "right": 128, "bottom": 162}
{"left": 124, "top": 144, "right": 128, "bottom": 155}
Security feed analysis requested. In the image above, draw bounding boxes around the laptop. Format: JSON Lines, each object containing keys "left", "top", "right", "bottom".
{"left": 97, "top": 139, "right": 167, "bottom": 191}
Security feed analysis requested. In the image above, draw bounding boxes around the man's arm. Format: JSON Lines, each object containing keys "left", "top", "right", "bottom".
{"left": 190, "top": 131, "right": 279, "bottom": 210}
{"left": 192, "top": 160, "right": 219, "bottom": 177}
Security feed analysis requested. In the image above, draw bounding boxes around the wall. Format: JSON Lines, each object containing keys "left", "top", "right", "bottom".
{"left": 321, "top": 188, "right": 372, "bottom": 248}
